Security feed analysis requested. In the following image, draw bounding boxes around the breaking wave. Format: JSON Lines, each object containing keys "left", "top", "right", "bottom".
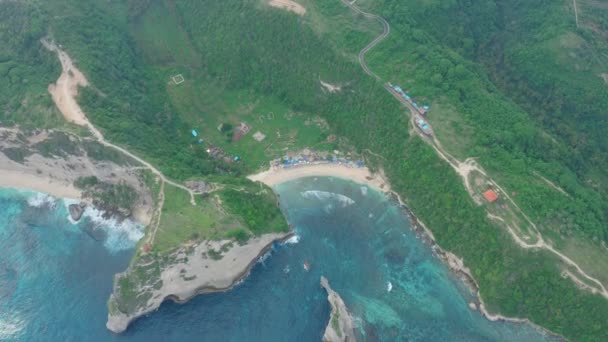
{"left": 0, "top": 315, "right": 25, "bottom": 340}
{"left": 300, "top": 190, "right": 355, "bottom": 208}
{"left": 283, "top": 234, "right": 300, "bottom": 245}
{"left": 26, "top": 192, "right": 57, "bottom": 208}
{"left": 63, "top": 199, "right": 144, "bottom": 253}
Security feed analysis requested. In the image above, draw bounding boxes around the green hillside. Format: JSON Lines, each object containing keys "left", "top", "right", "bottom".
{"left": 2, "top": 0, "right": 608, "bottom": 339}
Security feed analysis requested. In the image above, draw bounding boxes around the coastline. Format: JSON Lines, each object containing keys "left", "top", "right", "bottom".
{"left": 248, "top": 162, "right": 564, "bottom": 340}
{"left": 0, "top": 168, "right": 82, "bottom": 200}
{"left": 247, "top": 162, "right": 388, "bottom": 192}
{"left": 107, "top": 232, "right": 294, "bottom": 333}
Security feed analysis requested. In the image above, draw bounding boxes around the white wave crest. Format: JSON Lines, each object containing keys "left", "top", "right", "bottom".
{"left": 63, "top": 199, "right": 144, "bottom": 253}
{"left": 301, "top": 190, "right": 355, "bottom": 207}
{"left": 360, "top": 186, "right": 368, "bottom": 196}
{"left": 257, "top": 249, "right": 273, "bottom": 264}
{"left": 27, "top": 192, "right": 57, "bottom": 208}
{"left": 284, "top": 234, "right": 300, "bottom": 245}
{"left": 0, "top": 315, "right": 26, "bottom": 340}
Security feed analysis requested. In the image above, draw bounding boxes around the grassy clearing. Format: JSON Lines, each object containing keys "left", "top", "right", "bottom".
{"left": 166, "top": 81, "right": 335, "bottom": 171}
{"left": 424, "top": 101, "right": 474, "bottom": 160}
{"left": 154, "top": 186, "right": 243, "bottom": 254}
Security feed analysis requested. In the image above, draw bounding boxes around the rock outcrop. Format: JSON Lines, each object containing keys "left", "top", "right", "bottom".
{"left": 320, "top": 276, "right": 356, "bottom": 342}
{"left": 107, "top": 232, "right": 291, "bottom": 333}
{"left": 68, "top": 202, "right": 86, "bottom": 221}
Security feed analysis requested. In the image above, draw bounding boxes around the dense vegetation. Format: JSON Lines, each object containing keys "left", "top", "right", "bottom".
{"left": 0, "top": 2, "right": 63, "bottom": 128}
{"left": 3, "top": 0, "right": 607, "bottom": 339}
{"left": 366, "top": 0, "right": 608, "bottom": 244}
{"left": 74, "top": 176, "right": 138, "bottom": 213}
{"left": 219, "top": 185, "right": 288, "bottom": 236}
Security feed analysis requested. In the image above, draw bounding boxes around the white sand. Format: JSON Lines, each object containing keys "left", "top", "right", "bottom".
{"left": 0, "top": 169, "right": 81, "bottom": 199}
{"left": 248, "top": 163, "right": 389, "bottom": 191}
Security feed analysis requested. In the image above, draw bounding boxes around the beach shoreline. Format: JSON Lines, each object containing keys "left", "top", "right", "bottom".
{"left": 0, "top": 168, "right": 82, "bottom": 200}
{"left": 247, "top": 162, "right": 389, "bottom": 192}
{"left": 248, "top": 162, "right": 564, "bottom": 340}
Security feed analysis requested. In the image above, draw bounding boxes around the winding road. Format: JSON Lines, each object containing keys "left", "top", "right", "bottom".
{"left": 340, "top": 1, "right": 608, "bottom": 299}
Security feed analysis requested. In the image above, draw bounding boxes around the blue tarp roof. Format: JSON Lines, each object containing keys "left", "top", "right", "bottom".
{"left": 191, "top": 129, "right": 198, "bottom": 137}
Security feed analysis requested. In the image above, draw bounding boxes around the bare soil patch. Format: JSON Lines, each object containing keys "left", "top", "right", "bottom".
{"left": 268, "top": 0, "right": 306, "bottom": 15}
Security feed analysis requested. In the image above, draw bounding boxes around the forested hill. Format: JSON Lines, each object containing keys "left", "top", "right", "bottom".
{"left": 376, "top": 0, "right": 608, "bottom": 197}
{"left": 2, "top": 0, "right": 608, "bottom": 339}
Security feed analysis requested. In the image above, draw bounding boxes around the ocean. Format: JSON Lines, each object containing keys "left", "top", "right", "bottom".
{"left": 0, "top": 178, "right": 560, "bottom": 341}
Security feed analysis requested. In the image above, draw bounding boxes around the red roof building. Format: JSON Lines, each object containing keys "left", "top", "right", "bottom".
{"left": 483, "top": 189, "right": 498, "bottom": 203}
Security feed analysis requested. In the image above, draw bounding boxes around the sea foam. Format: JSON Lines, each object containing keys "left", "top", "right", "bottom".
{"left": 283, "top": 234, "right": 300, "bottom": 245}
{"left": 26, "top": 192, "right": 57, "bottom": 208}
{"left": 63, "top": 199, "right": 144, "bottom": 253}
{"left": 300, "top": 190, "right": 355, "bottom": 207}
{"left": 0, "top": 315, "right": 25, "bottom": 340}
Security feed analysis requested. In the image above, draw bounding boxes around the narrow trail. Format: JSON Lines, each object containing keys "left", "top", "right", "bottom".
{"left": 42, "top": 38, "right": 196, "bottom": 248}
{"left": 341, "top": 1, "right": 608, "bottom": 299}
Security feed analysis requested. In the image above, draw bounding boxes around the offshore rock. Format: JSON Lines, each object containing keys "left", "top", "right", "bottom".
{"left": 320, "top": 276, "right": 356, "bottom": 342}
{"left": 68, "top": 202, "right": 85, "bottom": 221}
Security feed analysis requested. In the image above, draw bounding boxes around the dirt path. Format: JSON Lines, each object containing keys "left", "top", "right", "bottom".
{"left": 342, "top": 2, "right": 608, "bottom": 300}
{"left": 42, "top": 38, "right": 197, "bottom": 248}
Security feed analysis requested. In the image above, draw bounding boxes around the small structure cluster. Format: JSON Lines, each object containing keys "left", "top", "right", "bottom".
{"left": 389, "top": 83, "right": 430, "bottom": 115}
{"left": 270, "top": 150, "right": 364, "bottom": 170}
{"left": 389, "top": 83, "right": 432, "bottom": 136}
{"left": 232, "top": 122, "right": 251, "bottom": 142}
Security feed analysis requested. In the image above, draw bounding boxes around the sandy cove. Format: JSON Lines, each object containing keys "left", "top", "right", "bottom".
{"left": 248, "top": 162, "right": 388, "bottom": 192}
{"left": 248, "top": 162, "right": 562, "bottom": 339}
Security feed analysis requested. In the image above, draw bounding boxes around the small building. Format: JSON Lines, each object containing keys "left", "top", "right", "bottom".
{"left": 483, "top": 189, "right": 498, "bottom": 203}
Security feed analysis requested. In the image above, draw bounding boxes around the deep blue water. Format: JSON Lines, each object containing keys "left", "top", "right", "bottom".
{"left": 0, "top": 178, "right": 560, "bottom": 341}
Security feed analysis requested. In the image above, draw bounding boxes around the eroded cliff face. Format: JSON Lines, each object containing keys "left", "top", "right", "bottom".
{"left": 106, "top": 233, "right": 291, "bottom": 333}
{"left": 320, "top": 276, "right": 356, "bottom": 342}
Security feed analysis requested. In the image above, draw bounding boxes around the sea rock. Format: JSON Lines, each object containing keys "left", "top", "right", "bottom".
{"left": 320, "top": 276, "right": 356, "bottom": 342}
{"left": 68, "top": 202, "right": 86, "bottom": 221}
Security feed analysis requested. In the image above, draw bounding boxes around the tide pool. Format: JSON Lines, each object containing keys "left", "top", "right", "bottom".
{"left": 0, "top": 178, "right": 560, "bottom": 341}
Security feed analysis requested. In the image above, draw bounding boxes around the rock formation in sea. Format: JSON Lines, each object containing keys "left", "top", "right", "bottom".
{"left": 68, "top": 202, "right": 86, "bottom": 221}
{"left": 106, "top": 232, "right": 291, "bottom": 334}
{"left": 320, "top": 276, "right": 356, "bottom": 342}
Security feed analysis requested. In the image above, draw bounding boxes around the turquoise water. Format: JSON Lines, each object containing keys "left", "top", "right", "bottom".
{"left": 0, "top": 178, "right": 560, "bottom": 341}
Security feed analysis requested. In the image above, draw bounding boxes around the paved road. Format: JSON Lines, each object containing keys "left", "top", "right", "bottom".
{"left": 340, "top": 0, "right": 390, "bottom": 80}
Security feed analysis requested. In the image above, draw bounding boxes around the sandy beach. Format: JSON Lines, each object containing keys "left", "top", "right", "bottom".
{"left": 0, "top": 169, "right": 81, "bottom": 199}
{"left": 248, "top": 163, "right": 389, "bottom": 191}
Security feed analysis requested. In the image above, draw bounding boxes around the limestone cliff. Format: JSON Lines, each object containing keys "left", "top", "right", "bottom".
{"left": 107, "top": 233, "right": 291, "bottom": 333}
